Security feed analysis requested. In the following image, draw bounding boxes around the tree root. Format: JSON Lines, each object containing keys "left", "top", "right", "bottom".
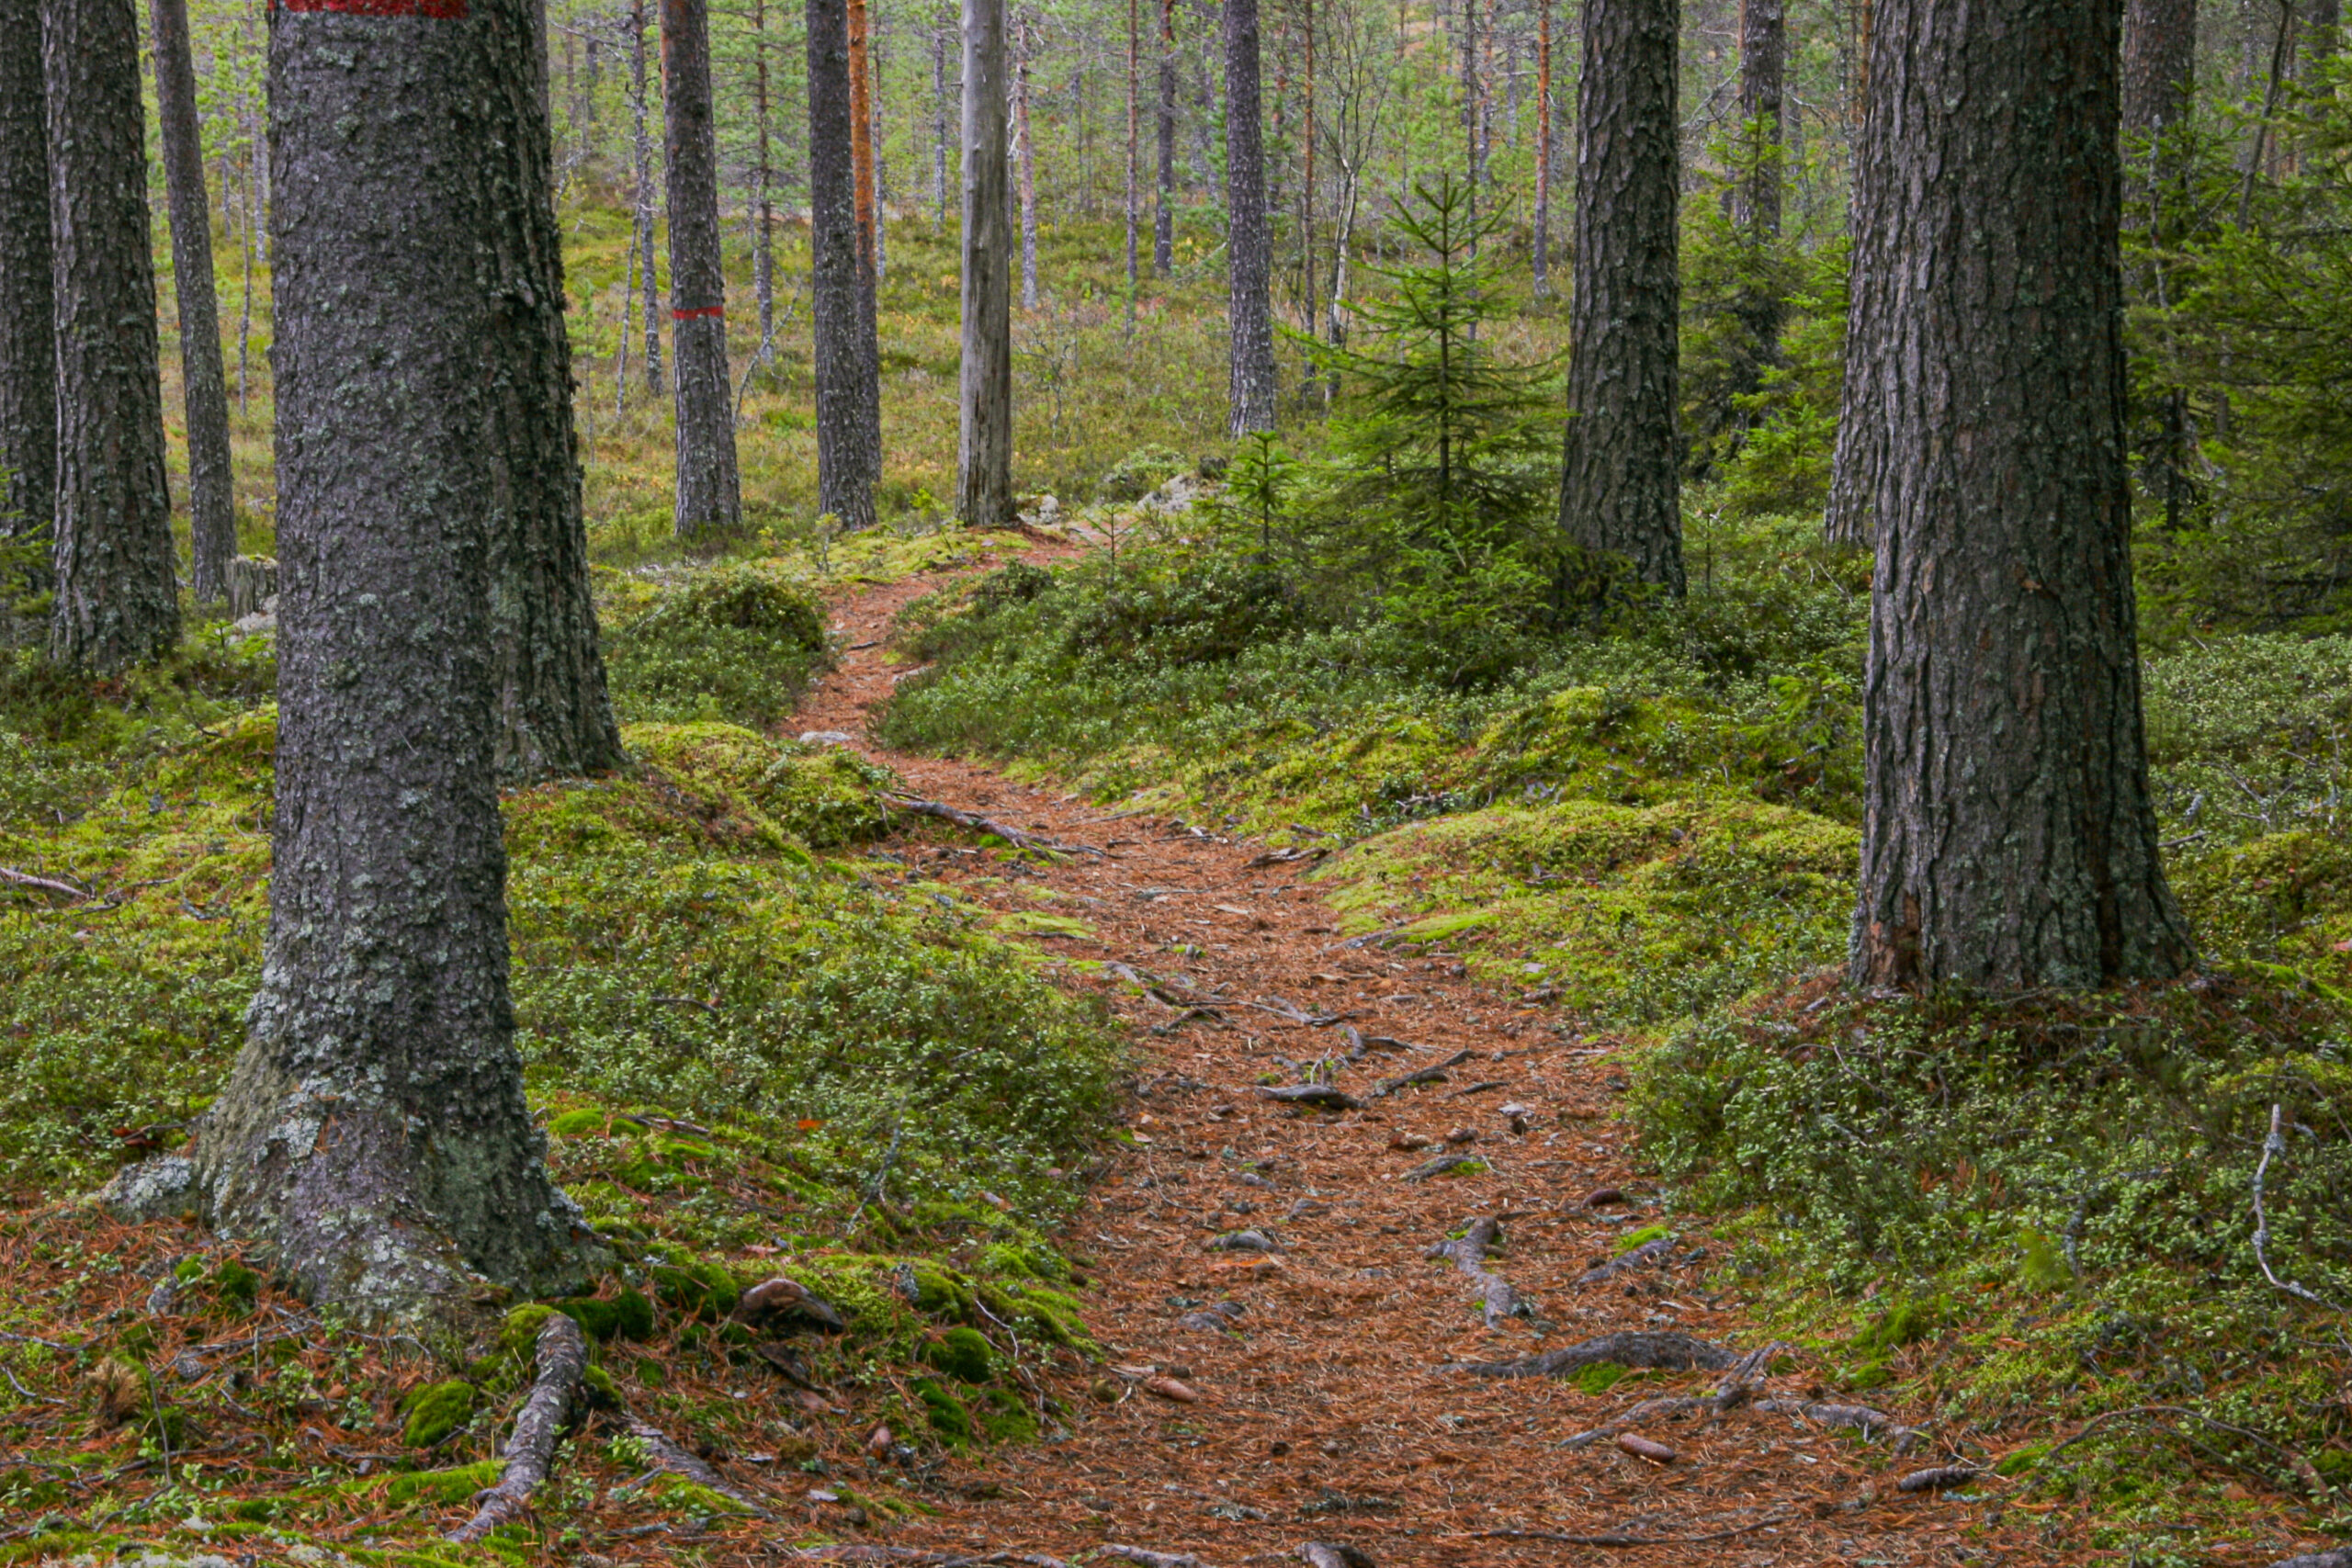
{"left": 1297, "top": 1545, "right": 1378, "bottom": 1568}
{"left": 618, "top": 1408, "right": 775, "bottom": 1518}
{"left": 1425, "top": 1216, "right": 1538, "bottom": 1328}
{"left": 2270, "top": 1551, "right": 2352, "bottom": 1568}
{"left": 1374, "top": 1049, "right": 1472, "bottom": 1098}
{"left": 1102, "top": 1548, "right": 1208, "bottom": 1568}
{"left": 1574, "top": 1235, "right": 1677, "bottom": 1285}
{"left": 1458, "top": 1330, "right": 1737, "bottom": 1381}
{"left": 1752, "top": 1395, "right": 1928, "bottom": 1453}
{"left": 446, "top": 1311, "right": 588, "bottom": 1542}
{"left": 1472, "top": 1511, "right": 1790, "bottom": 1548}
{"left": 780, "top": 1550, "right": 1077, "bottom": 1567}
{"left": 886, "top": 795, "right": 1106, "bottom": 857}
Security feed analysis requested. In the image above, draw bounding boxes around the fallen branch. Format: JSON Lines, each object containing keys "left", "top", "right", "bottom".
{"left": 884, "top": 795, "right": 1106, "bottom": 857}
{"left": 446, "top": 1312, "right": 588, "bottom": 1542}
{"left": 2254, "top": 1104, "right": 2346, "bottom": 1311}
{"left": 1470, "top": 1511, "right": 1789, "bottom": 1548}
{"left": 1102, "top": 1549, "right": 1206, "bottom": 1568}
{"left": 1426, "top": 1217, "right": 1538, "bottom": 1328}
{"left": 0, "top": 865, "right": 91, "bottom": 900}
{"left": 1894, "top": 1465, "right": 1981, "bottom": 1493}
{"left": 2038, "top": 1403, "right": 2329, "bottom": 1495}
{"left": 780, "top": 1550, "right": 1078, "bottom": 1568}
{"left": 1458, "top": 1331, "right": 1736, "bottom": 1381}
{"left": 617, "top": 1409, "right": 775, "bottom": 1518}
{"left": 1374, "top": 1050, "right": 1472, "bottom": 1098}
{"left": 1752, "top": 1395, "right": 1928, "bottom": 1453}
{"left": 1401, "top": 1152, "right": 1485, "bottom": 1181}
{"left": 1259, "top": 1084, "right": 1362, "bottom": 1111}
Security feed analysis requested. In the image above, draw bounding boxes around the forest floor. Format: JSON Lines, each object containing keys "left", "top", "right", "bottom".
{"left": 771, "top": 554, "right": 2043, "bottom": 1568}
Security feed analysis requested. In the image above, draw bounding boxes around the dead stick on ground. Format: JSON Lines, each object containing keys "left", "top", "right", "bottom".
{"left": 1427, "top": 1216, "right": 1537, "bottom": 1328}
{"left": 446, "top": 1312, "right": 588, "bottom": 1542}
{"left": 616, "top": 1408, "right": 775, "bottom": 1517}
{"left": 885, "top": 795, "right": 1106, "bottom": 857}
{"left": 2254, "top": 1104, "right": 2346, "bottom": 1311}
{"left": 0, "top": 866, "right": 91, "bottom": 900}
{"left": 1471, "top": 1511, "right": 1790, "bottom": 1548}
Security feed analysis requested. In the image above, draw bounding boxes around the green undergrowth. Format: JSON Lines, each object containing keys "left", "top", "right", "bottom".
{"left": 1634, "top": 973, "right": 2352, "bottom": 1535}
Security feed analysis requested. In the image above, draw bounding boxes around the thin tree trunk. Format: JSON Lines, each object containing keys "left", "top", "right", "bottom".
{"left": 617, "top": 210, "right": 636, "bottom": 413}
{"left": 1734, "top": 0, "right": 1783, "bottom": 237}
{"left": 2124, "top": 0, "right": 2195, "bottom": 529}
{"left": 1847, "top": 0, "right": 2193, "bottom": 991}
{"left": 487, "top": 0, "right": 627, "bottom": 775}
{"left": 1014, "top": 14, "right": 1039, "bottom": 310}
{"left": 1556, "top": 0, "right": 1682, "bottom": 595}
{"left": 1461, "top": 0, "right": 1480, "bottom": 254}
{"left": 1301, "top": 0, "right": 1315, "bottom": 342}
{"left": 176, "top": 0, "right": 603, "bottom": 1320}
{"left": 1532, "top": 0, "right": 1551, "bottom": 293}
{"left": 148, "top": 0, "right": 234, "bottom": 605}
{"left": 846, "top": 0, "right": 882, "bottom": 460}
{"left": 1126, "top": 0, "right": 1139, "bottom": 317}
{"left": 43, "top": 0, "right": 178, "bottom": 670}
{"left": 0, "top": 0, "right": 53, "bottom": 567}
{"left": 1224, "top": 0, "right": 1278, "bottom": 432}
{"left": 1155, "top": 0, "right": 1175, "bottom": 272}
{"left": 871, "top": 25, "right": 888, "bottom": 282}
{"left": 663, "top": 0, "right": 744, "bottom": 538}
{"left": 755, "top": 0, "right": 777, "bottom": 352}
{"left": 809, "top": 0, "right": 882, "bottom": 528}
{"left": 933, "top": 19, "right": 952, "bottom": 226}
{"left": 959, "top": 0, "right": 1015, "bottom": 525}
{"left": 629, "top": 2, "right": 663, "bottom": 397}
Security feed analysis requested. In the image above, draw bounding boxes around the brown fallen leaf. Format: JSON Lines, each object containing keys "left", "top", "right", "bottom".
{"left": 1616, "top": 1432, "right": 1676, "bottom": 1464}
{"left": 1145, "top": 1375, "right": 1203, "bottom": 1403}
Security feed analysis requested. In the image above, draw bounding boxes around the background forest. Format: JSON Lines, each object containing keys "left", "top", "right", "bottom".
{"left": 4, "top": 0, "right": 2352, "bottom": 1559}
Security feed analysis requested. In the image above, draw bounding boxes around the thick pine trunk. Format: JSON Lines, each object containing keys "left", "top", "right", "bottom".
{"left": 663, "top": 0, "right": 743, "bottom": 538}
{"left": 1155, "top": 0, "right": 1174, "bottom": 274}
{"left": 1556, "top": 0, "right": 1682, "bottom": 594}
{"left": 178, "top": 0, "right": 601, "bottom": 1318}
{"left": 43, "top": 0, "right": 179, "bottom": 671}
{"left": 148, "top": 0, "right": 234, "bottom": 606}
{"left": 484, "top": 0, "right": 626, "bottom": 777}
{"left": 0, "top": 0, "right": 53, "bottom": 569}
{"left": 958, "top": 0, "right": 1014, "bottom": 525}
{"left": 1847, "top": 0, "right": 2193, "bottom": 991}
{"left": 1223, "top": 0, "right": 1277, "bottom": 432}
{"left": 808, "top": 0, "right": 882, "bottom": 529}
{"left": 2124, "top": 0, "right": 2196, "bottom": 153}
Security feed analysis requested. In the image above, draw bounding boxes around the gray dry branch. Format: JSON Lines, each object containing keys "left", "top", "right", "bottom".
{"left": 446, "top": 1312, "right": 589, "bottom": 1542}
{"left": 1426, "top": 1216, "right": 1539, "bottom": 1328}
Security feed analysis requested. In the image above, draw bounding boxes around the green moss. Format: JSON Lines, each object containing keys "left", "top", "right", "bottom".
{"left": 400, "top": 1382, "right": 478, "bottom": 1449}
{"left": 548, "top": 1109, "right": 607, "bottom": 1137}
{"left": 921, "top": 1325, "right": 997, "bottom": 1382}
{"left": 642, "top": 1473, "right": 767, "bottom": 1516}
{"left": 975, "top": 1385, "right": 1038, "bottom": 1443}
{"left": 552, "top": 1287, "right": 655, "bottom": 1342}
{"left": 603, "top": 563, "right": 831, "bottom": 728}
{"left": 650, "top": 1260, "right": 741, "bottom": 1320}
{"left": 1849, "top": 1295, "right": 1949, "bottom": 1356}
{"left": 910, "top": 1376, "right": 974, "bottom": 1445}
{"left": 208, "top": 1258, "right": 261, "bottom": 1316}
{"left": 1996, "top": 1443, "right": 2052, "bottom": 1478}
{"left": 1614, "top": 1224, "right": 1670, "bottom": 1254}
{"left": 499, "top": 1304, "right": 557, "bottom": 1361}
{"left": 383, "top": 1461, "right": 504, "bottom": 1508}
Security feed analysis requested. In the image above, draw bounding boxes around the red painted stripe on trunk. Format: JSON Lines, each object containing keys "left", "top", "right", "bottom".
{"left": 277, "top": 0, "right": 469, "bottom": 15}
{"left": 672, "top": 305, "right": 725, "bottom": 321}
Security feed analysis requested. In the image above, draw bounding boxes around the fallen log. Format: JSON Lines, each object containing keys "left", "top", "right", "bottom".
{"left": 1425, "top": 1217, "right": 1538, "bottom": 1329}
{"left": 446, "top": 1312, "right": 588, "bottom": 1542}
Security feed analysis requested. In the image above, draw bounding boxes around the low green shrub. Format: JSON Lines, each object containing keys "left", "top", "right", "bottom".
{"left": 602, "top": 563, "right": 831, "bottom": 726}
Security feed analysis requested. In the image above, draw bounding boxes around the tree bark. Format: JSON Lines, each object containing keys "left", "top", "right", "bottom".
{"left": 628, "top": 1, "right": 662, "bottom": 398}
{"left": 1125, "top": 0, "right": 1139, "bottom": 312}
{"left": 147, "top": 0, "right": 234, "bottom": 607}
{"left": 1013, "top": 14, "right": 1039, "bottom": 310}
{"left": 484, "top": 0, "right": 626, "bottom": 777}
{"left": 1734, "top": 0, "right": 1783, "bottom": 238}
{"left": 933, "top": 18, "right": 951, "bottom": 227}
{"left": 1224, "top": 0, "right": 1277, "bottom": 432}
{"left": 662, "top": 0, "right": 744, "bottom": 538}
{"left": 0, "top": 0, "right": 53, "bottom": 567}
{"left": 754, "top": 0, "right": 776, "bottom": 353}
{"left": 1556, "top": 0, "right": 1682, "bottom": 595}
{"left": 848, "top": 0, "right": 877, "bottom": 281}
{"left": 182, "top": 0, "right": 603, "bottom": 1319}
{"left": 1532, "top": 0, "right": 1551, "bottom": 294}
{"left": 43, "top": 0, "right": 179, "bottom": 671}
{"left": 1846, "top": 0, "right": 2194, "bottom": 992}
{"left": 2124, "top": 0, "right": 2196, "bottom": 152}
{"left": 2123, "top": 0, "right": 2194, "bottom": 531}
{"left": 1155, "top": 0, "right": 1175, "bottom": 273}
{"left": 809, "top": 0, "right": 881, "bottom": 529}
{"left": 958, "top": 0, "right": 1014, "bottom": 525}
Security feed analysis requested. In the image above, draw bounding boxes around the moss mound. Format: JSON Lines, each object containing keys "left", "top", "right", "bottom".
{"left": 399, "top": 1381, "right": 477, "bottom": 1449}
{"left": 603, "top": 562, "right": 832, "bottom": 727}
{"left": 921, "top": 1325, "right": 997, "bottom": 1382}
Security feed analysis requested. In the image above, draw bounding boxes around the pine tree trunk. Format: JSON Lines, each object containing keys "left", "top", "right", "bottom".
{"left": 629, "top": 3, "right": 662, "bottom": 398}
{"left": 933, "top": 20, "right": 951, "bottom": 226}
{"left": 663, "top": 0, "right": 744, "bottom": 538}
{"left": 1532, "top": 0, "right": 1551, "bottom": 294}
{"left": 1014, "top": 15, "right": 1039, "bottom": 310}
{"left": 1155, "top": 0, "right": 1175, "bottom": 273}
{"left": 1734, "top": 0, "right": 1782, "bottom": 238}
{"left": 809, "top": 0, "right": 881, "bottom": 529}
{"left": 177, "top": 0, "right": 602, "bottom": 1319}
{"left": 1847, "top": 0, "right": 2193, "bottom": 991}
{"left": 755, "top": 0, "right": 776, "bottom": 353}
{"left": 1556, "top": 0, "right": 1682, "bottom": 594}
{"left": 958, "top": 0, "right": 1015, "bottom": 525}
{"left": 147, "top": 0, "right": 234, "bottom": 606}
{"left": 0, "top": 0, "right": 53, "bottom": 570}
{"left": 1224, "top": 0, "right": 1278, "bottom": 432}
{"left": 43, "top": 0, "right": 179, "bottom": 671}
{"left": 2124, "top": 0, "right": 2195, "bottom": 161}
{"left": 871, "top": 28, "right": 889, "bottom": 283}
{"left": 2123, "top": 0, "right": 2194, "bottom": 530}
{"left": 849, "top": 0, "right": 877, "bottom": 282}
{"left": 1125, "top": 0, "right": 1139, "bottom": 310}
{"left": 484, "top": 0, "right": 626, "bottom": 778}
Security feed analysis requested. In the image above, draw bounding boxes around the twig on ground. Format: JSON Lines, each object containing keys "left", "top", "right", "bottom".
{"left": 1459, "top": 1331, "right": 1737, "bottom": 1381}
{"left": 885, "top": 794, "right": 1106, "bottom": 857}
{"left": 1, "top": 1365, "right": 62, "bottom": 1405}
{"left": 1296, "top": 1545, "right": 1376, "bottom": 1568}
{"left": 615, "top": 1408, "right": 775, "bottom": 1518}
{"left": 1101, "top": 1548, "right": 1206, "bottom": 1568}
{"left": 446, "top": 1312, "right": 588, "bottom": 1542}
{"left": 1426, "top": 1216, "right": 1538, "bottom": 1328}
{"left": 1469, "top": 1511, "right": 1790, "bottom": 1548}
{"left": 0, "top": 866, "right": 90, "bottom": 900}
{"left": 1575, "top": 1235, "right": 1677, "bottom": 1285}
{"left": 2254, "top": 1104, "right": 2346, "bottom": 1311}
{"left": 1259, "top": 1084, "right": 1362, "bottom": 1111}
{"left": 1374, "top": 1050, "right": 1472, "bottom": 1098}
{"left": 1400, "top": 1152, "right": 1486, "bottom": 1181}
{"left": 1752, "top": 1395, "right": 1928, "bottom": 1452}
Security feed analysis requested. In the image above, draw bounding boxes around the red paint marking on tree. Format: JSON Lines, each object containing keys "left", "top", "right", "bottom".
{"left": 276, "top": 0, "right": 469, "bottom": 16}
{"left": 671, "top": 304, "right": 724, "bottom": 320}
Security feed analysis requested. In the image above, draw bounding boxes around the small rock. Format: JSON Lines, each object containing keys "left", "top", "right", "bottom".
{"left": 1205, "top": 1229, "right": 1279, "bottom": 1253}
{"left": 797, "top": 730, "right": 858, "bottom": 747}
{"left": 1388, "top": 1132, "right": 1434, "bottom": 1151}
{"left": 1443, "top": 1127, "right": 1478, "bottom": 1145}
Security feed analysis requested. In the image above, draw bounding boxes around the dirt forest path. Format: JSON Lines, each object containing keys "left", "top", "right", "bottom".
{"left": 788, "top": 558, "right": 2020, "bottom": 1568}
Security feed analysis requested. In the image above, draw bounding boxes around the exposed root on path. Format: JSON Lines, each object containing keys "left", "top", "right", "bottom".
{"left": 885, "top": 793, "right": 1106, "bottom": 856}
{"left": 1469, "top": 1511, "right": 1792, "bottom": 1549}
{"left": 446, "top": 1311, "right": 588, "bottom": 1542}
{"left": 618, "top": 1408, "right": 775, "bottom": 1518}
{"left": 1456, "top": 1331, "right": 1737, "bottom": 1380}
{"left": 1425, "top": 1215, "right": 1537, "bottom": 1328}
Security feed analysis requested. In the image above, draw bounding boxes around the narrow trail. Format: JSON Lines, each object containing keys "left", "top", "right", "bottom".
{"left": 788, "top": 559, "right": 2014, "bottom": 1568}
